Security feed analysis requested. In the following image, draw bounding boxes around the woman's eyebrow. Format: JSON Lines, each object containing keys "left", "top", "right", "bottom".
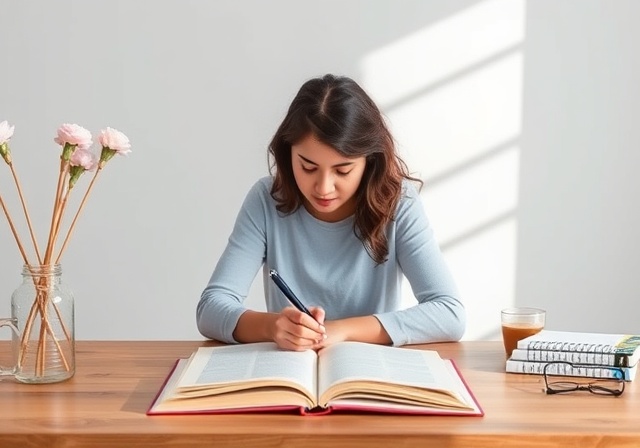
{"left": 297, "top": 154, "right": 354, "bottom": 168}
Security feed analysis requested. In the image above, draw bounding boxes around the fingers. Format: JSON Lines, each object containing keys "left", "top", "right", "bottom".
{"left": 273, "top": 307, "right": 327, "bottom": 351}
{"left": 310, "top": 320, "right": 347, "bottom": 352}
{"left": 309, "top": 306, "right": 325, "bottom": 326}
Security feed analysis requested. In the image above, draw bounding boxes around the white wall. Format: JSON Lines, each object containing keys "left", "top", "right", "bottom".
{"left": 0, "top": 0, "right": 638, "bottom": 341}
{"left": 517, "top": 1, "right": 640, "bottom": 335}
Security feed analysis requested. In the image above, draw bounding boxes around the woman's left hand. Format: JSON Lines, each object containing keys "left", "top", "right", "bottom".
{"left": 311, "top": 316, "right": 392, "bottom": 351}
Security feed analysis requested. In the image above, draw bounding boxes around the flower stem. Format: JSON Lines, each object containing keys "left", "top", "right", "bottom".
{"left": 19, "top": 269, "right": 72, "bottom": 373}
{"left": 44, "top": 159, "right": 69, "bottom": 265}
{"left": 9, "top": 162, "right": 43, "bottom": 264}
{"left": 13, "top": 154, "right": 72, "bottom": 378}
{"left": 0, "top": 177, "right": 65, "bottom": 374}
{"left": 55, "top": 168, "right": 101, "bottom": 264}
{"left": 49, "top": 189, "right": 71, "bottom": 262}
{"left": 0, "top": 192, "right": 32, "bottom": 266}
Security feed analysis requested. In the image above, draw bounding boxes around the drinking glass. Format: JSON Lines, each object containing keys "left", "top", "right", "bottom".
{"left": 501, "top": 307, "right": 545, "bottom": 358}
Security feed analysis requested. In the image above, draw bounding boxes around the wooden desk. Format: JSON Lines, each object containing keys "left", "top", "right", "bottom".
{"left": 0, "top": 341, "right": 637, "bottom": 448}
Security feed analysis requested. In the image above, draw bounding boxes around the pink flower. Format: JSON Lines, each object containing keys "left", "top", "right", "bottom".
{"left": 0, "top": 120, "right": 15, "bottom": 145}
{"left": 98, "top": 127, "right": 131, "bottom": 155}
{"left": 69, "top": 147, "right": 97, "bottom": 171}
{"left": 54, "top": 124, "right": 93, "bottom": 150}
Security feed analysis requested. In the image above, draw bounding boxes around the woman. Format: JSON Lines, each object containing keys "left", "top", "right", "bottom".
{"left": 197, "top": 74, "right": 465, "bottom": 351}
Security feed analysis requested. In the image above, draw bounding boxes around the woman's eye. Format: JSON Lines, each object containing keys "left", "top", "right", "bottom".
{"left": 300, "top": 165, "right": 351, "bottom": 175}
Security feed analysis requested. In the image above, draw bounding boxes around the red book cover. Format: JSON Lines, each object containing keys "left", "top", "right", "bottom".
{"left": 147, "top": 354, "right": 483, "bottom": 417}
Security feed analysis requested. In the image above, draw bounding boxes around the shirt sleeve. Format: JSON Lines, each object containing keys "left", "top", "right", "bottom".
{"left": 196, "top": 181, "right": 268, "bottom": 343}
{"left": 374, "top": 183, "right": 466, "bottom": 345}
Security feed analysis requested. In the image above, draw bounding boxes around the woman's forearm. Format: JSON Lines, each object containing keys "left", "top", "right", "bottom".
{"left": 322, "top": 315, "right": 392, "bottom": 346}
{"left": 232, "top": 310, "right": 279, "bottom": 343}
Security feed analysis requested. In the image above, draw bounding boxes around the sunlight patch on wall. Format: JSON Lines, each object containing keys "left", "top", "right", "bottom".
{"left": 446, "top": 217, "right": 518, "bottom": 340}
{"left": 360, "top": 0, "right": 525, "bottom": 340}
{"left": 423, "top": 147, "right": 520, "bottom": 246}
{"left": 427, "top": 146, "right": 520, "bottom": 340}
{"left": 386, "top": 53, "right": 522, "bottom": 180}
{"left": 361, "top": 0, "right": 525, "bottom": 108}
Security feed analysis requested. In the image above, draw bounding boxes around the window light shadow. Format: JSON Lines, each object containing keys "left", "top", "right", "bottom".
{"left": 359, "top": 0, "right": 526, "bottom": 340}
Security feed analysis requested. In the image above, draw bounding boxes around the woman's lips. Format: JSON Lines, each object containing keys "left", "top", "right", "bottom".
{"left": 314, "top": 197, "right": 335, "bottom": 207}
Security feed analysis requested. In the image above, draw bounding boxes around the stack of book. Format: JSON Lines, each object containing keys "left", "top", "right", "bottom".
{"left": 506, "top": 330, "right": 640, "bottom": 381}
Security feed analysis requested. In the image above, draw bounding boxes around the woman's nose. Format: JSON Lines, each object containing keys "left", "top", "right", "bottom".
{"left": 315, "top": 173, "right": 335, "bottom": 196}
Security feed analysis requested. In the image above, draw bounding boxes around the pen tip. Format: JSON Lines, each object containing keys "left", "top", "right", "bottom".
{"left": 269, "top": 269, "right": 276, "bottom": 276}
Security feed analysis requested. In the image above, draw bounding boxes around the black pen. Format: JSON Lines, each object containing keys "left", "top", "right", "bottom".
{"left": 268, "top": 269, "right": 313, "bottom": 317}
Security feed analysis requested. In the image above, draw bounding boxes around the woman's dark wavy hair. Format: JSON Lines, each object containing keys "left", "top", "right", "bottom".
{"left": 268, "top": 74, "right": 421, "bottom": 264}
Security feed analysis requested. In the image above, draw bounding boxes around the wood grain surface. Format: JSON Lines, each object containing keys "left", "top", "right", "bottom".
{"left": 0, "top": 340, "right": 637, "bottom": 448}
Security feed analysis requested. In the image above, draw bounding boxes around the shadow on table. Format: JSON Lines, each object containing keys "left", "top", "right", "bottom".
{"left": 121, "top": 376, "right": 168, "bottom": 414}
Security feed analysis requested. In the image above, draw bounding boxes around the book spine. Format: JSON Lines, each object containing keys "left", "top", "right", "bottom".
{"left": 510, "top": 348, "right": 629, "bottom": 367}
{"left": 506, "top": 360, "right": 633, "bottom": 381}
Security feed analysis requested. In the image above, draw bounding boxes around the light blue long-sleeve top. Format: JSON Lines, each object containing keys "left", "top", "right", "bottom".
{"left": 197, "top": 176, "right": 465, "bottom": 346}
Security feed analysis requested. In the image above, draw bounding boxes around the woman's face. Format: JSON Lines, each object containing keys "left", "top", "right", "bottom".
{"left": 291, "top": 134, "right": 366, "bottom": 222}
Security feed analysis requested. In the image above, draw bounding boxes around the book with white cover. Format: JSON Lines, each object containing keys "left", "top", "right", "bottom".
{"left": 506, "top": 358, "right": 637, "bottom": 381}
{"left": 515, "top": 330, "right": 640, "bottom": 368}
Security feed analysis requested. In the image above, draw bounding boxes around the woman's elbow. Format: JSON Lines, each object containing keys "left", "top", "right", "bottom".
{"left": 447, "top": 301, "right": 466, "bottom": 341}
{"left": 196, "top": 295, "right": 217, "bottom": 340}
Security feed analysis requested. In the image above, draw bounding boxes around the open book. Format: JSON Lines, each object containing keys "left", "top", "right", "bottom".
{"left": 147, "top": 341, "right": 483, "bottom": 416}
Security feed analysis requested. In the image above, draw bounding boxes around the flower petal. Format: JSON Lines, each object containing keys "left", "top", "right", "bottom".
{"left": 54, "top": 123, "right": 93, "bottom": 150}
{"left": 98, "top": 127, "right": 131, "bottom": 155}
{"left": 0, "top": 120, "right": 15, "bottom": 145}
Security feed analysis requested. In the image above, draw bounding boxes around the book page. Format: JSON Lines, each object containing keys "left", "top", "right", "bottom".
{"left": 317, "top": 342, "right": 471, "bottom": 410}
{"left": 177, "top": 343, "right": 317, "bottom": 403}
{"left": 328, "top": 361, "right": 482, "bottom": 415}
{"left": 148, "top": 357, "right": 191, "bottom": 413}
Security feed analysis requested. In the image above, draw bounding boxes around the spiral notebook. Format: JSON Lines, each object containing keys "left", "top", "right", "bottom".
{"left": 514, "top": 330, "right": 640, "bottom": 368}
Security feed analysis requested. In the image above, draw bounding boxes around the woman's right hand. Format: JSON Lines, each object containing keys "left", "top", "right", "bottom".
{"left": 272, "top": 306, "right": 326, "bottom": 351}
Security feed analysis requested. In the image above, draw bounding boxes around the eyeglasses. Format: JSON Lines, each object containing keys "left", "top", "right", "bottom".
{"left": 543, "top": 361, "right": 625, "bottom": 396}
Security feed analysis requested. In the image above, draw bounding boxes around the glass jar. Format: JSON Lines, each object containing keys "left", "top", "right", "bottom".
{"left": 10, "top": 264, "right": 75, "bottom": 383}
